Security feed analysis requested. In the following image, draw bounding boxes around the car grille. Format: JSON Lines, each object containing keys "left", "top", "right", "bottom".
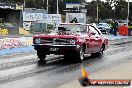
{"left": 41, "top": 38, "right": 75, "bottom": 45}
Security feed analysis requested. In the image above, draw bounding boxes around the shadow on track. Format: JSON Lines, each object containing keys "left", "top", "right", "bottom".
{"left": 37, "top": 54, "right": 104, "bottom": 68}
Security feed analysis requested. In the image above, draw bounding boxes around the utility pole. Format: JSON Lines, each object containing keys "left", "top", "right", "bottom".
{"left": 23, "top": 0, "right": 25, "bottom": 11}
{"left": 57, "top": 0, "right": 59, "bottom": 14}
{"left": 47, "top": 0, "right": 49, "bottom": 13}
{"left": 97, "top": 3, "right": 99, "bottom": 23}
{"left": 127, "top": 0, "right": 130, "bottom": 26}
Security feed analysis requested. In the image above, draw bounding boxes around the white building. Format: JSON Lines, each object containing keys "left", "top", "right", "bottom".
{"left": 64, "top": 2, "right": 87, "bottom": 23}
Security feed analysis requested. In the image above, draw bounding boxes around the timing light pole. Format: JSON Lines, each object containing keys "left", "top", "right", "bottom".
{"left": 97, "top": 3, "right": 99, "bottom": 23}
{"left": 127, "top": 0, "right": 130, "bottom": 26}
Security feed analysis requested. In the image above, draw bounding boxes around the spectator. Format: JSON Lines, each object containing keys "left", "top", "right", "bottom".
{"left": 111, "top": 20, "right": 118, "bottom": 36}
{"left": 70, "top": 17, "right": 78, "bottom": 23}
{"left": 128, "top": 21, "right": 132, "bottom": 36}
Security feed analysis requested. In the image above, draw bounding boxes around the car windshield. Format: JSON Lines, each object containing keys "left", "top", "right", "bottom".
{"left": 51, "top": 24, "right": 86, "bottom": 34}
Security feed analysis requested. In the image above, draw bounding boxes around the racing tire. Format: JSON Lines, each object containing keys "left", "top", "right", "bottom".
{"left": 105, "top": 31, "right": 107, "bottom": 34}
{"left": 91, "top": 46, "right": 104, "bottom": 58}
{"left": 64, "top": 46, "right": 84, "bottom": 63}
{"left": 37, "top": 50, "right": 46, "bottom": 62}
{"left": 63, "top": 54, "right": 74, "bottom": 62}
{"left": 76, "top": 46, "right": 84, "bottom": 63}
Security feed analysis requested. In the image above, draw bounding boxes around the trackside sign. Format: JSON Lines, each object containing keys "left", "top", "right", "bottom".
{"left": 23, "top": 12, "right": 61, "bottom": 24}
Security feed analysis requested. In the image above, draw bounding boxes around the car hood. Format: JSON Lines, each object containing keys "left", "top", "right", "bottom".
{"left": 33, "top": 33, "right": 84, "bottom": 39}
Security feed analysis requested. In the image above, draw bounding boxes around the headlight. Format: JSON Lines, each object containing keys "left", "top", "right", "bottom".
{"left": 34, "top": 38, "right": 41, "bottom": 44}
{"left": 69, "top": 39, "right": 76, "bottom": 44}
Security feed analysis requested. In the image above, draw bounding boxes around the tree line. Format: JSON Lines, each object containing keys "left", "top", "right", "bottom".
{"left": 1, "top": 0, "right": 132, "bottom": 20}
{"left": 87, "top": 0, "right": 131, "bottom": 20}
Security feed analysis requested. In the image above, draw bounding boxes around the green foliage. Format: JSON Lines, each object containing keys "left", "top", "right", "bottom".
{"left": 63, "top": 0, "right": 82, "bottom": 3}
{"left": 86, "top": 0, "right": 132, "bottom": 20}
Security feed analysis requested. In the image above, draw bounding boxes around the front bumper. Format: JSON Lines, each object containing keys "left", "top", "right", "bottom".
{"left": 32, "top": 44, "right": 80, "bottom": 55}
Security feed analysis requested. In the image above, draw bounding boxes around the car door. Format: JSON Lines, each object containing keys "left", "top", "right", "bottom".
{"left": 79, "top": 25, "right": 90, "bottom": 54}
{"left": 88, "top": 25, "right": 102, "bottom": 53}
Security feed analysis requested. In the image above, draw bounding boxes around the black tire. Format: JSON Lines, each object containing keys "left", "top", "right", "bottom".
{"left": 79, "top": 77, "right": 91, "bottom": 87}
{"left": 64, "top": 46, "right": 84, "bottom": 63}
{"left": 63, "top": 54, "right": 74, "bottom": 62}
{"left": 76, "top": 46, "right": 84, "bottom": 63}
{"left": 91, "top": 46, "right": 104, "bottom": 57}
{"left": 37, "top": 50, "right": 46, "bottom": 61}
{"left": 105, "top": 31, "right": 107, "bottom": 34}
{"left": 63, "top": 54, "right": 70, "bottom": 60}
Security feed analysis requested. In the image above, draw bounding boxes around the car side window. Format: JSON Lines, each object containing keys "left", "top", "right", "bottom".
{"left": 89, "top": 26, "right": 100, "bottom": 36}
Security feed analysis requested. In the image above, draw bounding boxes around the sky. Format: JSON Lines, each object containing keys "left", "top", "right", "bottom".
{"left": 86, "top": 0, "right": 132, "bottom": 2}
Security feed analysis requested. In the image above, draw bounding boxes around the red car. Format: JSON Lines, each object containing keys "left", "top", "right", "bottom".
{"left": 33, "top": 23, "right": 108, "bottom": 63}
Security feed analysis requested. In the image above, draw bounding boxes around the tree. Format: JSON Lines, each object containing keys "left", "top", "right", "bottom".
{"left": 86, "top": 0, "right": 111, "bottom": 20}
{"left": 25, "top": 0, "right": 47, "bottom": 9}
{"left": 63, "top": 0, "right": 84, "bottom": 3}
{"left": 115, "top": 0, "right": 127, "bottom": 19}
{"left": 86, "top": 0, "right": 131, "bottom": 20}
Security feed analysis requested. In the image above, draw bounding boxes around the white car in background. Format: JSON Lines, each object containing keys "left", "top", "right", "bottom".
{"left": 97, "top": 23, "right": 111, "bottom": 34}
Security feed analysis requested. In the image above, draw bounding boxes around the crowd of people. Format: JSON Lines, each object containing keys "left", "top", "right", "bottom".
{"left": 70, "top": 17, "right": 132, "bottom": 36}
{"left": 109, "top": 20, "right": 132, "bottom": 36}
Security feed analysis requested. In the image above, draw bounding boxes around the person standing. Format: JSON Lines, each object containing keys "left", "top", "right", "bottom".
{"left": 128, "top": 21, "right": 132, "bottom": 36}
{"left": 109, "top": 21, "right": 113, "bottom": 34}
{"left": 111, "top": 20, "right": 118, "bottom": 36}
{"left": 70, "top": 17, "right": 78, "bottom": 23}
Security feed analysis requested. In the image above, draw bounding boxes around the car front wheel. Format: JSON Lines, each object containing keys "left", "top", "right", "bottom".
{"left": 37, "top": 50, "right": 46, "bottom": 62}
{"left": 76, "top": 46, "right": 84, "bottom": 63}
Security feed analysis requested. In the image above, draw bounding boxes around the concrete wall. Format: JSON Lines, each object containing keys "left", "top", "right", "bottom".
{"left": 0, "top": 37, "right": 32, "bottom": 50}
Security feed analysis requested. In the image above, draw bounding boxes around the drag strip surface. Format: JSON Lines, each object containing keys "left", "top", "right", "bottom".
{"left": 0, "top": 41, "right": 132, "bottom": 88}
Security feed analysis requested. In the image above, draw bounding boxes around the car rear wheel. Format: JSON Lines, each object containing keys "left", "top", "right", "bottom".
{"left": 91, "top": 46, "right": 104, "bottom": 57}
{"left": 37, "top": 50, "right": 46, "bottom": 62}
{"left": 97, "top": 46, "right": 104, "bottom": 56}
